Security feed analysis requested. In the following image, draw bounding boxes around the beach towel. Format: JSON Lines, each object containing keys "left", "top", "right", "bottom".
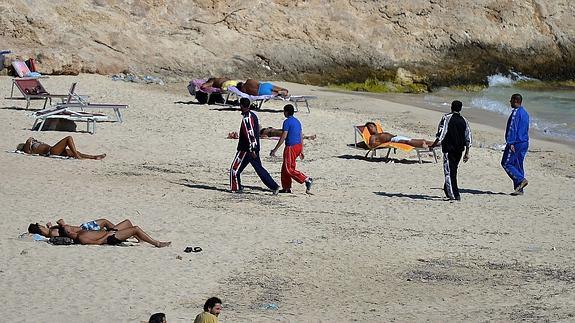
{"left": 9, "top": 150, "right": 72, "bottom": 159}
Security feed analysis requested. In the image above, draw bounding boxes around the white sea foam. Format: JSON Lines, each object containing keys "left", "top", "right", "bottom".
{"left": 487, "top": 72, "right": 536, "bottom": 87}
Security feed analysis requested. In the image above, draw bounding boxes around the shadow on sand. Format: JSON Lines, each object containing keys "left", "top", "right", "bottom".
{"left": 337, "top": 154, "right": 430, "bottom": 164}
{"left": 374, "top": 191, "right": 444, "bottom": 201}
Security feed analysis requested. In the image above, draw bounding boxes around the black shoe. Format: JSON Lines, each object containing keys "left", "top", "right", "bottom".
{"left": 305, "top": 178, "right": 314, "bottom": 193}
{"left": 279, "top": 189, "right": 292, "bottom": 193}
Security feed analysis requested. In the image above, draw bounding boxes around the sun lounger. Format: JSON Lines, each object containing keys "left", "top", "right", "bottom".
{"left": 353, "top": 122, "right": 439, "bottom": 163}
{"left": 32, "top": 106, "right": 109, "bottom": 134}
{"left": 52, "top": 83, "right": 128, "bottom": 123}
{"left": 226, "top": 86, "right": 316, "bottom": 112}
{"left": 7, "top": 77, "right": 72, "bottom": 109}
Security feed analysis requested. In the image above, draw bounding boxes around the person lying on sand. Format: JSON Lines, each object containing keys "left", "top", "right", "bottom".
{"left": 365, "top": 122, "right": 435, "bottom": 148}
{"left": 238, "top": 79, "right": 289, "bottom": 97}
{"left": 228, "top": 127, "right": 316, "bottom": 140}
{"left": 60, "top": 225, "right": 171, "bottom": 248}
{"left": 28, "top": 218, "right": 139, "bottom": 240}
{"left": 17, "top": 136, "right": 106, "bottom": 160}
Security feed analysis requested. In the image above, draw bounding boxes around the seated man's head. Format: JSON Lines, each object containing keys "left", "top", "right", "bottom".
{"left": 365, "top": 122, "right": 377, "bottom": 134}
{"left": 204, "top": 297, "right": 222, "bottom": 316}
{"left": 28, "top": 223, "right": 49, "bottom": 237}
{"left": 451, "top": 100, "right": 463, "bottom": 113}
{"left": 148, "top": 312, "right": 166, "bottom": 323}
{"left": 283, "top": 104, "right": 295, "bottom": 117}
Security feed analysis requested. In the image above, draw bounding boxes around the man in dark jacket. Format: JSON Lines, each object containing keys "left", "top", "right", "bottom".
{"left": 229, "top": 98, "right": 279, "bottom": 194}
{"left": 430, "top": 100, "right": 472, "bottom": 201}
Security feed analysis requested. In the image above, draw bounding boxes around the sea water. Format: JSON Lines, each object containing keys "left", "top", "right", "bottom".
{"left": 423, "top": 73, "right": 575, "bottom": 142}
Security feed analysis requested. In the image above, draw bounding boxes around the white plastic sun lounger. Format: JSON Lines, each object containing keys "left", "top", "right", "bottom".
{"left": 226, "top": 86, "right": 316, "bottom": 112}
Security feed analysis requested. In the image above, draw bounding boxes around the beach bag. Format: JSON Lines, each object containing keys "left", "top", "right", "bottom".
{"left": 48, "top": 236, "right": 75, "bottom": 245}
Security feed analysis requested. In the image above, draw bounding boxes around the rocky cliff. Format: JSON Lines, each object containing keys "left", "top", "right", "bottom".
{"left": 1, "top": 0, "right": 574, "bottom": 86}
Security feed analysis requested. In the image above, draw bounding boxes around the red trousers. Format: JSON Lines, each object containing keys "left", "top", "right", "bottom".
{"left": 281, "top": 143, "right": 307, "bottom": 189}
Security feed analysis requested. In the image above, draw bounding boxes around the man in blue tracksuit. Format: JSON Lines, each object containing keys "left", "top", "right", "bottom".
{"left": 502, "top": 93, "right": 530, "bottom": 195}
{"left": 229, "top": 98, "right": 279, "bottom": 194}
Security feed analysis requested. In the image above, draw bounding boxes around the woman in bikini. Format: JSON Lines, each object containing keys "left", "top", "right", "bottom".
{"left": 62, "top": 225, "right": 171, "bottom": 248}
{"left": 17, "top": 136, "right": 106, "bottom": 159}
{"left": 28, "top": 218, "right": 139, "bottom": 239}
{"left": 239, "top": 79, "right": 289, "bottom": 97}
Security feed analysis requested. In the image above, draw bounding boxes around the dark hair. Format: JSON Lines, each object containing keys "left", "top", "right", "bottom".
{"left": 148, "top": 313, "right": 166, "bottom": 323}
{"left": 511, "top": 93, "right": 522, "bottom": 104}
{"left": 28, "top": 223, "right": 42, "bottom": 234}
{"left": 239, "top": 98, "right": 251, "bottom": 108}
{"left": 204, "top": 297, "right": 222, "bottom": 312}
{"left": 283, "top": 104, "right": 295, "bottom": 116}
{"left": 236, "top": 82, "right": 243, "bottom": 89}
{"left": 364, "top": 122, "right": 376, "bottom": 128}
{"left": 451, "top": 100, "right": 463, "bottom": 112}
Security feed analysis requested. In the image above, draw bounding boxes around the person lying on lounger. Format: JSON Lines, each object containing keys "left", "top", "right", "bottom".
{"left": 227, "top": 127, "right": 316, "bottom": 140}
{"left": 59, "top": 224, "right": 171, "bottom": 248}
{"left": 17, "top": 136, "right": 106, "bottom": 160}
{"left": 200, "top": 77, "right": 229, "bottom": 91}
{"left": 238, "top": 79, "right": 289, "bottom": 97}
{"left": 28, "top": 218, "right": 139, "bottom": 240}
{"left": 365, "top": 122, "right": 435, "bottom": 148}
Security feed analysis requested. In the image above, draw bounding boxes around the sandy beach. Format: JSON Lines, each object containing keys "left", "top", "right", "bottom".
{"left": 1, "top": 74, "right": 574, "bottom": 322}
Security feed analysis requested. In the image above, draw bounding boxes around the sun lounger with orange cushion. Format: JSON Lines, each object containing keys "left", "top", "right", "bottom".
{"left": 353, "top": 121, "right": 439, "bottom": 163}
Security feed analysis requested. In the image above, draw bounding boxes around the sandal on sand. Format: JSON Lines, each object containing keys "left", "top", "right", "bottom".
{"left": 184, "top": 246, "right": 202, "bottom": 253}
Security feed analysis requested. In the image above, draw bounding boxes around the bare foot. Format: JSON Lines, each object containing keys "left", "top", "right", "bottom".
{"left": 95, "top": 154, "right": 106, "bottom": 160}
{"left": 155, "top": 241, "right": 171, "bottom": 248}
{"left": 308, "top": 134, "right": 317, "bottom": 140}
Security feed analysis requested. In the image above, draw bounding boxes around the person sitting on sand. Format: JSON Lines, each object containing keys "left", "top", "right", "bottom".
{"left": 28, "top": 218, "right": 139, "bottom": 239}
{"left": 17, "top": 136, "right": 106, "bottom": 160}
{"left": 60, "top": 224, "right": 170, "bottom": 248}
{"left": 227, "top": 127, "right": 316, "bottom": 140}
{"left": 365, "top": 122, "right": 435, "bottom": 148}
{"left": 238, "top": 79, "right": 288, "bottom": 97}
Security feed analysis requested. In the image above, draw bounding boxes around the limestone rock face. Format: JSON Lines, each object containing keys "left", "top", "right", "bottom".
{"left": 1, "top": 0, "right": 574, "bottom": 85}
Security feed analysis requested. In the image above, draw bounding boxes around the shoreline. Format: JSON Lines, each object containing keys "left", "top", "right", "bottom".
{"left": 320, "top": 88, "right": 575, "bottom": 149}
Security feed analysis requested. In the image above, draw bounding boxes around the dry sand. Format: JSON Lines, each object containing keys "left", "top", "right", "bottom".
{"left": 0, "top": 75, "right": 574, "bottom": 322}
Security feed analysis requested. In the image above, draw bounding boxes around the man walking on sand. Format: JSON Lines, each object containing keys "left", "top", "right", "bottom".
{"left": 270, "top": 104, "right": 314, "bottom": 194}
{"left": 230, "top": 98, "right": 280, "bottom": 194}
{"left": 430, "top": 100, "right": 472, "bottom": 201}
{"left": 502, "top": 93, "right": 530, "bottom": 195}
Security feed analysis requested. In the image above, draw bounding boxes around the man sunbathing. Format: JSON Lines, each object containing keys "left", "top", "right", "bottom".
{"left": 365, "top": 122, "right": 435, "bottom": 148}
{"left": 227, "top": 127, "right": 316, "bottom": 140}
{"left": 17, "top": 136, "right": 106, "bottom": 160}
{"left": 28, "top": 218, "right": 138, "bottom": 239}
{"left": 70, "top": 226, "right": 170, "bottom": 248}
{"left": 238, "top": 79, "right": 289, "bottom": 97}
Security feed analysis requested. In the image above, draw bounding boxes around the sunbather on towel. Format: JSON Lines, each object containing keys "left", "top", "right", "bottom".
{"left": 17, "top": 136, "right": 106, "bottom": 160}
{"left": 238, "top": 79, "right": 289, "bottom": 97}
{"left": 28, "top": 218, "right": 139, "bottom": 240}
{"left": 365, "top": 122, "right": 435, "bottom": 148}
{"left": 60, "top": 225, "right": 171, "bottom": 248}
{"left": 227, "top": 127, "right": 316, "bottom": 140}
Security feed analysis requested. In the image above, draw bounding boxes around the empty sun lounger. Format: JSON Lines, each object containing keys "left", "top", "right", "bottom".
{"left": 32, "top": 106, "right": 108, "bottom": 134}
{"left": 353, "top": 122, "right": 439, "bottom": 163}
{"left": 54, "top": 83, "right": 128, "bottom": 123}
{"left": 7, "top": 78, "right": 71, "bottom": 109}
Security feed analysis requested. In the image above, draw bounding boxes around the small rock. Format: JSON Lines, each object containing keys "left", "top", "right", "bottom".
{"left": 176, "top": 255, "right": 183, "bottom": 260}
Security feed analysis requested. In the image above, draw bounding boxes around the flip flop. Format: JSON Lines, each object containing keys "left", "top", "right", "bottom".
{"left": 184, "top": 246, "right": 202, "bottom": 253}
